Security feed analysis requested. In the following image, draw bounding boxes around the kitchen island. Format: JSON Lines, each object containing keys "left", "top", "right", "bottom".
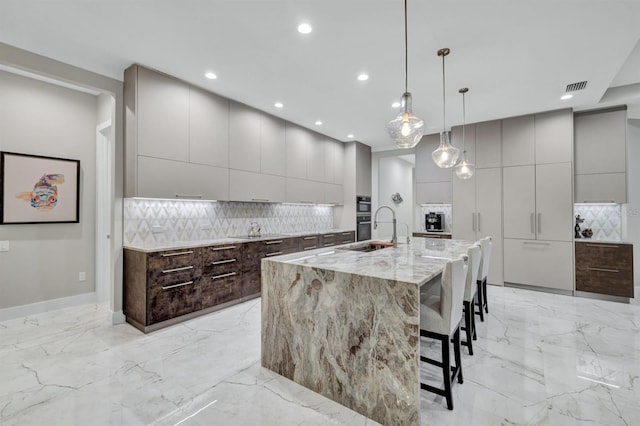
{"left": 261, "top": 237, "right": 474, "bottom": 425}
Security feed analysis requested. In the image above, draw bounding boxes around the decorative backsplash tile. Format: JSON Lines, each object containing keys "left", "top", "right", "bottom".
{"left": 417, "top": 204, "right": 453, "bottom": 232}
{"left": 574, "top": 204, "right": 622, "bottom": 241}
{"left": 124, "top": 199, "right": 334, "bottom": 247}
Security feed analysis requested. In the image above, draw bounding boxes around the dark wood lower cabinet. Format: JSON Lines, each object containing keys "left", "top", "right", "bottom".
{"left": 575, "top": 241, "right": 634, "bottom": 298}
{"left": 124, "top": 230, "right": 356, "bottom": 333}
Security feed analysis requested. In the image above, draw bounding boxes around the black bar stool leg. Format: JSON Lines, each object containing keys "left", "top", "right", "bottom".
{"left": 442, "top": 334, "right": 453, "bottom": 410}
{"left": 461, "top": 301, "right": 474, "bottom": 355}
{"left": 453, "top": 327, "right": 463, "bottom": 385}
{"left": 476, "top": 280, "right": 485, "bottom": 322}
{"left": 483, "top": 279, "right": 489, "bottom": 313}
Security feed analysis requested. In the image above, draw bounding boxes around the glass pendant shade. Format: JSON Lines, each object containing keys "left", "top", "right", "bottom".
{"left": 387, "top": 92, "right": 424, "bottom": 148}
{"left": 432, "top": 130, "right": 460, "bottom": 168}
{"left": 455, "top": 151, "right": 475, "bottom": 179}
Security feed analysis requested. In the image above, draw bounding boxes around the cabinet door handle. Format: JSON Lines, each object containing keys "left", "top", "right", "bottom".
{"left": 175, "top": 194, "right": 202, "bottom": 199}
{"left": 266, "top": 251, "right": 283, "bottom": 257}
{"left": 210, "top": 272, "right": 237, "bottom": 280}
{"left": 161, "top": 251, "right": 193, "bottom": 257}
{"left": 472, "top": 213, "right": 475, "bottom": 232}
{"left": 303, "top": 236, "right": 317, "bottom": 240}
{"left": 265, "top": 240, "right": 283, "bottom": 245}
{"left": 358, "top": 221, "right": 371, "bottom": 225}
{"left": 341, "top": 232, "right": 351, "bottom": 236}
{"left": 251, "top": 198, "right": 269, "bottom": 202}
{"left": 585, "top": 244, "right": 619, "bottom": 248}
{"left": 477, "top": 212, "right": 481, "bottom": 233}
{"left": 162, "top": 280, "right": 194, "bottom": 290}
{"left": 530, "top": 213, "right": 535, "bottom": 235}
{"left": 587, "top": 267, "right": 620, "bottom": 273}
{"left": 303, "top": 246, "right": 318, "bottom": 250}
{"left": 523, "top": 241, "right": 551, "bottom": 246}
{"left": 537, "top": 213, "right": 542, "bottom": 235}
{"left": 162, "top": 265, "right": 194, "bottom": 274}
{"left": 324, "top": 234, "right": 335, "bottom": 238}
{"left": 210, "top": 258, "right": 237, "bottom": 265}
{"left": 210, "top": 245, "right": 236, "bottom": 251}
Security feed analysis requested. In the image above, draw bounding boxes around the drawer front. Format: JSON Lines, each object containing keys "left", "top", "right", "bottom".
{"left": 148, "top": 248, "right": 199, "bottom": 270}
{"left": 201, "top": 271, "right": 242, "bottom": 308}
{"left": 504, "top": 239, "right": 573, "bottom": 291}
{"left": 203, "top": 257, "right": 241, "bottom": 276}
{"left": 300, "top": 235, "right": 319, "bottom": 251}
{"left": 148, "top": 278, "right": 201, "bottom": 324}
{"left": 338, "top": 231, "right": 355, "bottom": 245}
{"left": 261, "top": 237, "right": 299, "bottom": 256}
{"left": 202, "top": 243, "right": 242, "bottom": 265}
{"left": 320, "top": 233, "right": 337, "bottom": 247}
{"left": 148, "top": 248, "right": 200, "bottom": 287}
{"left": 575, "top": 242, "right": 633, "bottom": 271}
{"left": 575, "top": 242, "right": 633, "bottom": 297}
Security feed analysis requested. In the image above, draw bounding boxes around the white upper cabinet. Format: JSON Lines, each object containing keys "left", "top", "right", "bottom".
{"left": 535, "top": 109, "right": 573, "bottom": 164}
{"left": 416, "top": 182, "right": 452, "bottom": 204}
{"left": 416, "top": 134, "right": 453, "bottom": 183}
{"left": 229, "top": 101, "right": 261, "bottom": 172}
{"left": 229, "top": 169, "right": 285, "bottom": 203}
{"left": 503, "top": 165, "right": 536, "bottom": 240}
{"left": 307, "top": 133, "right": 326, "bottom": 182}
{"left": 575, "top": 108, "right": 626, "bottom": 174}
{"left": 189, "top": 86, "right": 229, "bottom": 168}
{"left": 260, "top": 114, "right": 286, "bottom": 176}
{"left": 137, "top": 66, "right": 190, "bottom": 162}
{"left": 286, "top": 124, "right": 309, "bottom": 179}
{"left": 331, "top": 141, "right": 345, "bottom": 184}
{"left": 475, "top": 120, "right": 502, "bottom": 168}
{"left": 502, "top": 115, "right": 535, "bottom": 167}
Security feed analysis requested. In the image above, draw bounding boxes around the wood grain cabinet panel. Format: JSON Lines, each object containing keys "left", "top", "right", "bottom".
{"left": 575, "top": 242, "right": 634, "bottom": 298}
{"left": 148, "top": 280, "right": 202, "bottom": 324}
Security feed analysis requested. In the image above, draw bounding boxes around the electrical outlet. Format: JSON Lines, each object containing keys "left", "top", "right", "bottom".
{"left": 0, "top": 241, "right": 8, "bottom": 252}
{"left": 79, "top": 272, "right": 86, "bottom": 282}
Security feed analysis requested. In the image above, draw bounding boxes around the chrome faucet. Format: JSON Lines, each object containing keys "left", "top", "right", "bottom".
{"left": 373, "top": 205, "right": 397, "bottom": 247}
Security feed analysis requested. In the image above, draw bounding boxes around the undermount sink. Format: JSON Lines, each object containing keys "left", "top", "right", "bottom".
{"left": 339, "top": 241, "right": 395, "bottom": 252}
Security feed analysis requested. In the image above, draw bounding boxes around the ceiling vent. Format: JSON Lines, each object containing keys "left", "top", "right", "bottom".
{"left": 565, "top": 81, "right": 588, "bottom": 93}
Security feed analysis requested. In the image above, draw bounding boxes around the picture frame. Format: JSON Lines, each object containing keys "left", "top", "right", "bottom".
{"left": 0, "top": 151, "right": 80, "bottom": 224}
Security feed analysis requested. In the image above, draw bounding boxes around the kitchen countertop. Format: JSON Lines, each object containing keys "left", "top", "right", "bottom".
{"left": 265, "top": 237, "right": 474, "bottom": 286}
{"left": 574, "top": 239, "right": 632, "bottom": 245}
{"left": 123, "top": 229, "right": 355, "bottom": 253}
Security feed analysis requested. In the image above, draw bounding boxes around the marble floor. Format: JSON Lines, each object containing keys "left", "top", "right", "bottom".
{"left": 0, "top": 286, "right": 639, "bottom": 426}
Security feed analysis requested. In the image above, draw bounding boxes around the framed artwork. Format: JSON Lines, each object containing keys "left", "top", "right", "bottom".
{"left": 0, "top": 152, "right": 80, "bottom": 224}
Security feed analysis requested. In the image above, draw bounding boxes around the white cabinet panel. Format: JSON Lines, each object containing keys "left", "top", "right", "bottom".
{"left": 503, "top": 166, "right": 535, "bottom": 239}
{"left": 416, "top": 182, "right": 452, "bottom": 204}
{"left": 535, "top": 110, "right": 573, "bottom": 164}
{"left": 452, "top": 174, "right": 476, "bottom": 241}
{"left": 476, "top": 168, "right": 503, "bottom": 285}
{"left": 260, "top": 114, "right": 286, "bottom": 176}
{"left": 137, "top": 156, "right": 228, "bottom": 200}
{"left": 307, "top": 134, "right": 326, "bottom": 182}
{"left": 324, "top": 183, "right": 344, "bottom": 205}
{"left": 475, "top": 120, "right": 502, "bottom": 169}
{"left": 575, "top": 109, "right": 626, "bottom": 175}
{"left": 137, "top": 67, "right": 189, "bottom": 162}
{"left": 229, "top": 169, "right": 285, "bottom": 203}
{"left": 575, "top": 173, "right": 627, "bottom": 203}
{"left": 504, "top": 239, "right": 573, "bottom": 291}
{"left": 286, "top": 178, "right": 324, "bottom": 204}
{"left": 416, "top": 134, "right": 453, "bottom": 183}
{"left": 502, "top": 115, "right": 535, "bottom": 166}
{"left": 332, "top": 141, "right": 345, "bottom": 184}
{"left": 535, "top": 162, "right": 573, "bottom": 241}
{"left": 286, "top": 124, "right": 309, "bottom": 179}
{"left": 189, "top": 86, "right": 229, "bottom": 168}
{"left": 229, "top": 101, "right": 261, "bottom": 172}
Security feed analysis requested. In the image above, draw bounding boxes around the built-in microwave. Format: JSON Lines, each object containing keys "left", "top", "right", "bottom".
{"left": 356, "top": 196, "right": 371, "bottom": 214}
{"left": 356, "top": 215, "right": 372, "bottom": 241}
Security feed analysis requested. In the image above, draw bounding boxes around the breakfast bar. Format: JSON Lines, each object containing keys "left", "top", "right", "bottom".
{"left": 261, "top": 237, "right": 474, "bottom": 425}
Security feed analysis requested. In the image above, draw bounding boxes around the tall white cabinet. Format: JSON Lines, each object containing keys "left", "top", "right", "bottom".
{"left": 415, "top": 134, "right": 452, "bottom": 204}
{"left": 502, "top": 109, "right": 574, "bottom": 292}
{"left": 452, "top": 121, "right": 503, "bottom": 285}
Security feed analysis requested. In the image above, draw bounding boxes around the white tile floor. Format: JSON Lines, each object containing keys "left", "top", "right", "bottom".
{"left": 1, "top": 286, "right": 639, "bottom": 425}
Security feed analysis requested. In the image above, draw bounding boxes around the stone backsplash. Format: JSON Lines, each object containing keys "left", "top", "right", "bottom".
{"left": 574, "top": 204, "right": 622, "bottom": 241}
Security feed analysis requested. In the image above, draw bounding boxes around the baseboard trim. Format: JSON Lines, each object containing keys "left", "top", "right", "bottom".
{"left": 0, "top": 292, "right": 98, "bottom": 322}
{"left": 575, "top": 291, "right": 630, "bottom": 304}
{"left": 110, "top": 310, "right": 126, "bottom": 325}
{"left": 504, "top": 282, "right": 573, "bottom": 296}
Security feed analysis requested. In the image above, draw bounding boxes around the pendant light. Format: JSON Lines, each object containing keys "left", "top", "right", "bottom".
{"left": 386, "top": 0, "right": 424, "bottom": 148}
{"left": 432, "top": 48, "right": 460, "bottom": 168}
{"left": 454, "top": 87, "right": 475, "bottom": 179}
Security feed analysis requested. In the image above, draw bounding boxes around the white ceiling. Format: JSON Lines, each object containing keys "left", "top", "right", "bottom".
{"left": 1, "top": 1, "right": 640, "bottom": 151}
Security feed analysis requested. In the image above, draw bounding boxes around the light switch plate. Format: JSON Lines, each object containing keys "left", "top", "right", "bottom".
{"left": 0, "top": 241, "right": 9, "bottom": 252}
{"left": 79, "top": 272, "right": 86, "bottom": 281}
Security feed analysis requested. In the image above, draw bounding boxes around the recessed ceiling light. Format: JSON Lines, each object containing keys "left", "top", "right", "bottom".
{"left": 561, "top": 93, "right": 573, "bottom": 100}
{"left": 204, "top": 72, "right": 217, "bottom": 80}
{"left": 315, "top": 120, "right": 323, "bottom": 126}
{"left": 357, "top": 73, "right": 369, "bottom": 81}
{"left": 298, "top": 23, "right": 312, "bottom": 34}
{"left": 347, "top": 134, "right": 355, "bottom": 138}
{"left": 392, "top": 101, "right": 401, "bottom": 108}
{"left": 274, "top": 102, "right": 284, "bottom": 108}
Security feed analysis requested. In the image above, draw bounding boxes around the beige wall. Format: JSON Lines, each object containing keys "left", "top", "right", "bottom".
{"left": 0, "top": 71, "right": 97, "bottom": 308}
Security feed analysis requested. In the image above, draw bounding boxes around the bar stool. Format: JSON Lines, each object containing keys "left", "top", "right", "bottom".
{"left": 475, "top": 237, "right": 492, "bottom": 322}
{"left": 419, "top": 255, "right": 468, "bottom": 410}
{"left": 461, "top": 244, "right": 481, "bottom": 355}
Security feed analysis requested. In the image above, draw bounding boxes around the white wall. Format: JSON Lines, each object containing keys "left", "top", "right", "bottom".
{"left": 0, "top": 70, "right": 98, "bottom": 309}
{"left": 627, "top": 119, "right": 640, "bottom": 289}
{"left": 373, "top": 156, "right": 414, "bottom": 241}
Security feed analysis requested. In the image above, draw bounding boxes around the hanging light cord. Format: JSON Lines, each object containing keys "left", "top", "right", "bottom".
{"left": 462, "top": 91, "right": 466, "bottom": 152}
{"left": 404, "top": 0, "right": 408, "bottom": 94}
{"left": 442, "top": 52, "right": 446, "bottom": 131}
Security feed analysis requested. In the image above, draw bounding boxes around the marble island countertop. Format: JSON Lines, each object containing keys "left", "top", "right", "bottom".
{"left": 123, "top": 229, "right": 354, "bottom": 252}
{"left": 265, "top": 237, "right": 474, "bottom": 286}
